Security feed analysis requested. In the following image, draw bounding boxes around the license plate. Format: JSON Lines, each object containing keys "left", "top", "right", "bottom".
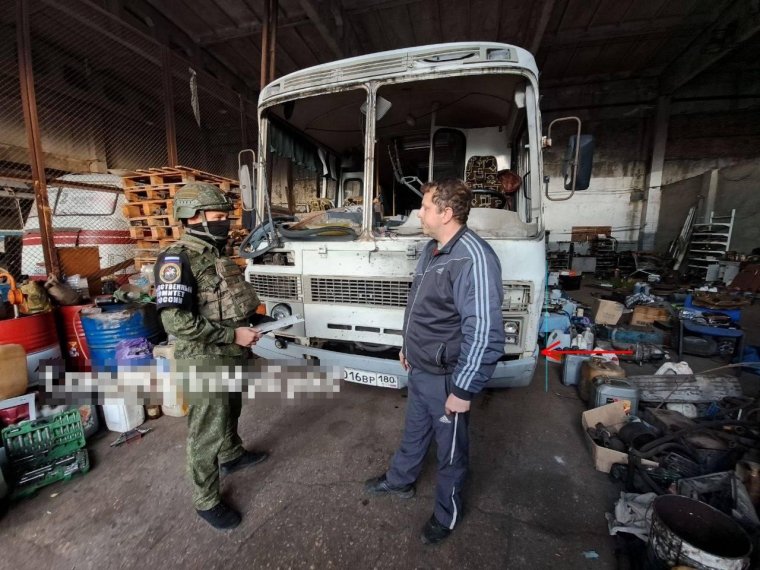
{"left": 344, "top": 367, "right": 399, "bottom": 389}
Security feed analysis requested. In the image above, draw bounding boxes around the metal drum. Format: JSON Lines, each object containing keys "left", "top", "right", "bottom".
{"left": 80, "top": 304, "right": 164, "bottom": 369}
{"left": 0, "top": 311, "right": 61, "bottom": 387}
{"left": 648, "top": 495, "right": 752, "bottom": 569}
{"left": 56, "top": 304, "right": 94, "bottom": 372}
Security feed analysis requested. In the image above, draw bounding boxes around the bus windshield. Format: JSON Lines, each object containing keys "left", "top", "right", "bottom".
{"left": 260, "top": 70, "right": 540, "bottom": 238}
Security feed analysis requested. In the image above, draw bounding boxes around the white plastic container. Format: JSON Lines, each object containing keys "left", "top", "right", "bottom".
{"left": 102, "top": 404, "right": 145, "bottom": 433}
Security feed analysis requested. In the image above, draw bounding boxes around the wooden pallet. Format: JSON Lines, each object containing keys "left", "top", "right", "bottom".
{"left": 122, "top": 166, "right": 237, "bottom": 192}
{"left": 129, "top": 225, "right": 182, "bottom": 240}
{"left": 122, "top": 166, "right": 243, "bottom": 271}
{"left": 124, "top": 184, "right": 180, "bottom": 202}
{"left": 122, "top": 199, "right": 172, "bottom": 219}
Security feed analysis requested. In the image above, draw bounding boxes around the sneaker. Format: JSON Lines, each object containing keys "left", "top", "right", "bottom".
{"left": 420, "top": 514, "right": 452, "bottom": 545}
{"left": 196, "top": 501, "right": 241, "bottom": 530}
{"left": 364, "top": 474, "right": 415, "bottom": 499}
{"left": 220, "top": 451, "right": 269, "bottom": 476}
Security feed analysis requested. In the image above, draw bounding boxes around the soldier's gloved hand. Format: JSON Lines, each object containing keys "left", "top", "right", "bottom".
{"left": 234, "top": 327, "right": 263, "bottom": 347}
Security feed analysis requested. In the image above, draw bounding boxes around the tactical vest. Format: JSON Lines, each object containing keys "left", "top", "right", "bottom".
{"left": 169, "top": 236, "right": 260, "bottom": 325}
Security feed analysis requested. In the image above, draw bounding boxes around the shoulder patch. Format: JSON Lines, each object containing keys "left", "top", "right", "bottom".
{"left": 159, "top": 262, "right": 182, "bottom": 284}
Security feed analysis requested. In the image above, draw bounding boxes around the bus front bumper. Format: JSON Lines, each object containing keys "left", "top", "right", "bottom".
{"left": 252, "top": 336, "right": 537, "bottom": 390}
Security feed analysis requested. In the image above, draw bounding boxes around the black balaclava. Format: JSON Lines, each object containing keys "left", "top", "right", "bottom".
{"left": 185, "top": 211, "right": 231, "bottom": 249}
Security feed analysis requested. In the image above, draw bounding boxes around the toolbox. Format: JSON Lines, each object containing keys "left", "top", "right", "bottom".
{"left": 1, "top": 409, "right": 89, "bottom": 499}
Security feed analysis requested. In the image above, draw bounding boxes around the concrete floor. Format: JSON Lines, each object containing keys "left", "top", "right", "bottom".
{"left": 0, "top": 362, "right": 620, "bottom": 569}
{"left": 1, "top": 285, "right": 757, "bottom": 569}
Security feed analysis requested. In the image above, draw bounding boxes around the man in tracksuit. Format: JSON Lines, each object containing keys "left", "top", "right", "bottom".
{"left": 365, "top": 178, "right": 505, "bottom": 545}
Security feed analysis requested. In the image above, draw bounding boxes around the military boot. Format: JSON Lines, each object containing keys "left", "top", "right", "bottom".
{"left": 196, "top": 501, "right": 241, "bottom": 530}
{"left": 220, "top": 450, "right": 269, "bottom": 476}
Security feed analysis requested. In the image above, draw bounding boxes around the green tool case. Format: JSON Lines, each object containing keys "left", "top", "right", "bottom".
{"left": 1, "top": 409, "right": 90, "bottom": 499}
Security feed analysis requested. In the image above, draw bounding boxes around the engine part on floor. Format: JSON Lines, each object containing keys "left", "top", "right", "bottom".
{"left": 644, "top": 407, "right": 697, "bottom": 433}
{"left": 682, "top": 334, "right": 720, "bottom": 357}
{"left": 587, "top": 422, "right": 627, "bottom": 452}
{"left": 618, "top": 420, "right": 661, "bottom": 450}
{"left": 676, "top": 471, "right": 760, "bottom": 532}
{"left": 647, "top": 495, "right": 753, "bottom": 570}
{"left": 609, "top": 458, "right": 676, "bottom": 496}
{"left": 590, "top": 378, "right": 640, "bottom": 416}
{"left": 610, "top": 326, "right": 665, "bottom": 348}
{"left": 659, "top": 452, "right": 704, "bottom": 479}
{"left": 619, "top": 342, "right": 667, "bottom": 366}
{"left": 579, "top": 358, "right": 627, "bottom": 402}
{"left": 695, "top": 448, "right": 742, "bottom": 476}
{"left": 626, "top": 374, "right": 743, "bottom": 405}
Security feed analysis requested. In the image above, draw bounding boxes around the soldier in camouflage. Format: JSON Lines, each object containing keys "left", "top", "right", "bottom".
{"left": 155, "top": 182, "right": 269, "bottom": 530}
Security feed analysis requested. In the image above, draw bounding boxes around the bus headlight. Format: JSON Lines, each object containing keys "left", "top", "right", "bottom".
{"left": 271, "top": 303, "right": 292, "bottom": 321}
{"left": 504, "top": 320, "right": 520, "bottom": 345}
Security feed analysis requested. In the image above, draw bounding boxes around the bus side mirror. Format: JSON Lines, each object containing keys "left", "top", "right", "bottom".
{"left": 563, "top": 134, "right": 594, "bottom": 190}
{"left": 238, "top": 149, "right": 258, "bottom": 230}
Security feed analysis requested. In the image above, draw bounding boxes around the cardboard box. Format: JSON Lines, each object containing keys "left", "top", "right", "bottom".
{"left": 581, "top": 401, "right": 658, "bottom": 473}
{"left": 592, "top": 299, "right": 624, "bottom": 325}
{"left": 631, "top": 305, "right": 670, "bottom": 326}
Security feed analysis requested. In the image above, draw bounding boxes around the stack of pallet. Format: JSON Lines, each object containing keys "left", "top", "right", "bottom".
{"left": 120, "top": 166, "right": 242, "bottom": 270}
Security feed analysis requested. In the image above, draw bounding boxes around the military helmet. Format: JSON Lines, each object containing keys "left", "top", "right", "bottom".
{"left": 173, "top": 182, "right": 233, "bottom": 220}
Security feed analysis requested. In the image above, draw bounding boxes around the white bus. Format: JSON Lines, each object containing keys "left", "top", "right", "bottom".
{"left": 242, "top": 42, "right": 591, "bottom": 389}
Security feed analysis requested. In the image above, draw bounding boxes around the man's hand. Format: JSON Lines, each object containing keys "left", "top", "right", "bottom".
{"left": 234, "top": 327, "right": 263, "bottom": 347}
{"left": 445, "top": 394, "right": 471, "bottom": 414}
{"left": 399, "top": 350, "right": 410, "bottom": 371}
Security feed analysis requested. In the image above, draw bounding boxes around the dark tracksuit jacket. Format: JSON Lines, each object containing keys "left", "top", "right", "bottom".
{"left": 387, "top": 224, "right": 505, "bottom": 529}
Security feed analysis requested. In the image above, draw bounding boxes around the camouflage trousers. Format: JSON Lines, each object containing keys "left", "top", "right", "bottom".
{"left": 187, "top": 392, "right": 245, "bottom": 510}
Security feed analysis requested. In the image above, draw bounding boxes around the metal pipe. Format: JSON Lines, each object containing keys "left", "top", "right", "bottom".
{"left": 260, "top": 0, "right": 270, "bottom": 91}
{"left": 269, "top": 0, "right": 278, "bottom": 84}
{"left": 361, "top": 84, "right": 377, "bottom": 240}
{"left": 162, "top": 46, "right": 178, "bottom": 166}
{"left": 17, "top": 0, "right": 59, "bottom": 277}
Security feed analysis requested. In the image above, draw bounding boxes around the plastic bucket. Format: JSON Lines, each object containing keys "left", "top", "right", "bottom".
{"left": 0, "top": 311, "right": 61, "bottom": 386}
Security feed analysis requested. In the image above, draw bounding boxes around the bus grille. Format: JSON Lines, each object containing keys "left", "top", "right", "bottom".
{"left": 308, "top": 278, "right": 411, "bottom": 307}
{"left": 248, "top": 274, "right": 302, "bottom": 300}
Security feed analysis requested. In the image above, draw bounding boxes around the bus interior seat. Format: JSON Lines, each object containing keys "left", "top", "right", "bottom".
{"left": 465, "top": 155, "right": 504, "bottom": 209}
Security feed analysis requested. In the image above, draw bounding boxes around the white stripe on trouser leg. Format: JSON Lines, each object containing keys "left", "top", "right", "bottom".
{"left": 450, "top": 486, "right": 458, "bottom": 529}
{"left": 449, "top": 413, "right": 459, "bottom": 529}
{"left": 450, "top": 413, "right": 459, "bottom": 465}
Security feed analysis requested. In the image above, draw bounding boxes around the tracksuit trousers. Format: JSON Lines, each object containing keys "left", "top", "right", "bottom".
{"left": 386, "top": 368, "right": 470, "bottom": 529}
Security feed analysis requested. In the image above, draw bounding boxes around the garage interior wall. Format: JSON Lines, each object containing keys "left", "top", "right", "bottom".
{"left": 541, "top": 81, "right": 760, "bottom": 248}
{"left": 0, "top": 0, "right": 257, "bottom": 182}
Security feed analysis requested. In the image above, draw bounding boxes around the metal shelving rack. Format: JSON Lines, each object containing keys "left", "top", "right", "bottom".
{"left": 686, "top": 210, "right": 735, "bottom": 279}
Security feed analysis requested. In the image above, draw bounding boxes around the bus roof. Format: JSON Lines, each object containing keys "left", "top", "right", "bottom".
{"left": 259, "top": 42, "right": 538, "bottom": 108}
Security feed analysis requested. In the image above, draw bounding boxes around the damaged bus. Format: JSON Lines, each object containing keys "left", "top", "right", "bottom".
{"left": 240, "top": 42, "right": 592, "bottom": 389}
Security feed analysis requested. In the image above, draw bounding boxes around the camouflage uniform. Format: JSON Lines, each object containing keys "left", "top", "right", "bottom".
{"left": 155, "top": 184, "right": 261, "bottom": 511}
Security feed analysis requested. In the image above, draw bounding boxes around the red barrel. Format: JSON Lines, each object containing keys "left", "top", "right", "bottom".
{"left": 0, "top": 311, "right": 61, "bottom": 386}
{"left": 57, "top": 304, "right": 94, "bottom": 372}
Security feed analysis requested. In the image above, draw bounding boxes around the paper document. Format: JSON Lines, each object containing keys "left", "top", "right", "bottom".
{"left": 253, "top": 314, "right": 304, "bottom": 334}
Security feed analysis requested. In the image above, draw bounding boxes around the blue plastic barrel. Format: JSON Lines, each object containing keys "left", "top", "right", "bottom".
{"left": 80, "top": 304, "right": 164, "bottom": 369}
